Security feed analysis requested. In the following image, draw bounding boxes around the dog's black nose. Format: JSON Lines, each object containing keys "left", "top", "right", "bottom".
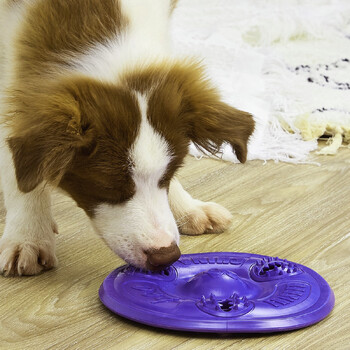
{"left": 145, "top": 242, "right": 181, "bottom": 271}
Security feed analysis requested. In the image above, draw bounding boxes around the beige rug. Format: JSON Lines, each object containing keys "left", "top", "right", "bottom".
{"left": 172, "top": 0, "right": 350, "bottom": 162}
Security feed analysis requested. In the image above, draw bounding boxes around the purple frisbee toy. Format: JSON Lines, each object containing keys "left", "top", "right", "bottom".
{"left": 99, "top": 252, "right": 334, "bottom": 333}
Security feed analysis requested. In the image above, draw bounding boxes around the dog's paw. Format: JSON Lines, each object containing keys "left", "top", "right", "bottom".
{"left": 178, "top": 201, "right": 233, "bottom": 235}
{"left": 0, "top": 238, "right": 57, "bottom": 276}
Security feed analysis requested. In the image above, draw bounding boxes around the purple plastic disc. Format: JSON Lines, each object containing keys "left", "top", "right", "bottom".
{"left": 99, "top": 252, "right": 334, "bottom": 333}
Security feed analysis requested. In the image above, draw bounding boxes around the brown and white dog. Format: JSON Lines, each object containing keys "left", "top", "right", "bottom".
{"left": 0, "top": 0, "right": 254, "bottom": 276}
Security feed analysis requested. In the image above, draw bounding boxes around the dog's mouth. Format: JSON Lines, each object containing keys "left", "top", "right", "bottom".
{"left": 145, "top": 261, "right": 173, "bottom": 272}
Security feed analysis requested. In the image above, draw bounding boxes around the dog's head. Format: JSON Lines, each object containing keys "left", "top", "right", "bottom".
{"left": 7, "top": 61, "right": 254, "bottom": 270}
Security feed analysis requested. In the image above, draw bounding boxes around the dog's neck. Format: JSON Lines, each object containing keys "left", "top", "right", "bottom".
{"left": 68, "top": 0, "right": 173, "bottom": 83}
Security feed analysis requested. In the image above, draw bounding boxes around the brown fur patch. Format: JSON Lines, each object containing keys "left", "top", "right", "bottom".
{"left": 7, "top": 77, "right": 141, "bottom": 215}
{"left": 4, "top": 0, "right": 132, "bottom": 215}
{"left": 14, "top": 0, "right": 127, "bottom": 80}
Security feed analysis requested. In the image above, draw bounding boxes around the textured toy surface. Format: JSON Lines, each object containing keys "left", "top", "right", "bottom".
{"left": 99, "top": 252, "right": 334, "bottom": 333}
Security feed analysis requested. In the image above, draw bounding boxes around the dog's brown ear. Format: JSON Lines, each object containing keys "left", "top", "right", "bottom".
{"left": 187, "top": 99, "right": 254, "bottom": 163}
{"left": 175, "top": 63, "right": 255, "bottom": 163}
{"left": 8, "top": 130, "right": 73, "bottom": 193}
{"left": 7, "top": 86, "right": 95, "bottom": 193}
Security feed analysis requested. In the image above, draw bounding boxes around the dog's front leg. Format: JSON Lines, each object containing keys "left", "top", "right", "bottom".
{"left": 0, "top": 141, "right": 57, "bottom": 276}
{"left": 168, "top": 178, "right": 233, "bottom": 235}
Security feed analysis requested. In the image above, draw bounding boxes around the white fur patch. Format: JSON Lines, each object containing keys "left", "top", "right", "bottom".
{"left": 130, "top": 93, "right": 172, "bottom": 181}
{"left": 69, "top": 0, "right": 172, "bottom": 82}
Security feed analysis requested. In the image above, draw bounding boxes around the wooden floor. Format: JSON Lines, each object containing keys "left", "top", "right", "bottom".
{"left": 1, "top": 144, "right": 350, "bottom": 350}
